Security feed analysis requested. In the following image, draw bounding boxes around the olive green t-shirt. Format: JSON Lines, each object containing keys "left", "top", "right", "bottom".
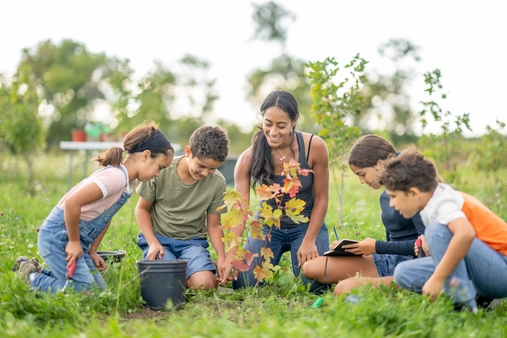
{"left": 136, "top": 156, "right": 227, "bottom": 240}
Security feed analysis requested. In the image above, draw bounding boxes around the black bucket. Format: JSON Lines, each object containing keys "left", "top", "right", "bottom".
{"left": 137, "top": 259, "right": 188, "bottom": 310}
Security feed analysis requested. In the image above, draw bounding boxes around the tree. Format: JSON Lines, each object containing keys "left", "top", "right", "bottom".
{"left": 354, "top": 39, "right": 421, "bottom": 144}
{"left": 418, "top": 68, "right": 472, "bottom": 183}
{"left": 251, "top": 0, "right": 296, "bottom": 51}
{"left": 110, "top": 54, "right": 219, "bottom": 147}
{"left": 306, "top": 55, "right": 368, "bottom": 227}
{"left": 246, "top": 2, "right": 319, "bottom": 134}
{"left": 18, "top": 39, "right": 129, "bottom": 148}
{"left": 0, "top": 65, "right": 46, "bottom": 193}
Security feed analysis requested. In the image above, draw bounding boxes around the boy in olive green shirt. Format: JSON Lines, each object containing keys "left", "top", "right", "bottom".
{"left": 136, "top": 126, "right": 234, "bottom": 290}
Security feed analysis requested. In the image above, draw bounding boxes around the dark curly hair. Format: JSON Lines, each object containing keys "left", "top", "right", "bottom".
{"left": 380, "top": 147, "right": 438, "bottom": 193}
{"left": 189, "top": 125, "right": 229, "bottom": 163}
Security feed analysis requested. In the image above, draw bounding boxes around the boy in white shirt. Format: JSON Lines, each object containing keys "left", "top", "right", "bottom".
{"left": 381, "top": 148, "right": 507, "bottom": 312}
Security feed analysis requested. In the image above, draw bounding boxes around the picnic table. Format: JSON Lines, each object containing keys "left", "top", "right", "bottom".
{"left": 59, "top": 141, "right": 122, "bottom": 190}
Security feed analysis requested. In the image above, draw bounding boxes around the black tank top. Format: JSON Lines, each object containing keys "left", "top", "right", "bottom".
{"left": 258, "top": 131, "right": 314, "bottom": 228}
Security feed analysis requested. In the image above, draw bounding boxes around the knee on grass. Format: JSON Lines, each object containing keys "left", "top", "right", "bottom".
{"left": 186, "top": 271, "right": 218, "bottom": 291}
{"left": 334, "top": 278, "right": 362, "bottom": 295}
{"left": 301, "top": 258, "right": 325, "bottom": 280}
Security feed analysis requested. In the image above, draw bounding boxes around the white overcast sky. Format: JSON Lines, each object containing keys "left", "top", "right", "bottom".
{"left": 1, "top": 0, "right": 505, "bottom": 136}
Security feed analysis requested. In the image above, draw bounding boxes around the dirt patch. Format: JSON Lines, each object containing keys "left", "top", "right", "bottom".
{"left": 122, "top": 306, "right": 168, "bottom": 320}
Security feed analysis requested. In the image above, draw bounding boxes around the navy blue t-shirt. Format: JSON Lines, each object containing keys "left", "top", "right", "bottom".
{"left": 375, "top": 190, "right": 425, "bottom": 256}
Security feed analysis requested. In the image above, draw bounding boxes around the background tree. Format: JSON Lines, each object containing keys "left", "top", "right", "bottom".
{"left": 111, "top": 54, "right": 218, "bottom": 148}
{"left": 0, "top": 65, "right": 46, "bottom": 193}
{"left": 246, "top": 1, "right": 319, "bottom": 134}
{"left": 251, "top": 0, "right": 296, "bottom": 51}
{"left": 306, "top": 55, "right": 368, "bottom": 227}
{"left": 354, "top": 38, "right": 421, "bottom": 145}
{"left": 18, "top": 39, "right": 128, "bottom": 149}
{"left": 418, "top": 68, "right": 472, "bottom": 183}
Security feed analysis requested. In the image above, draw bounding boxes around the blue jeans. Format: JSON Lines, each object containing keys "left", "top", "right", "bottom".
{"left": 33, "top": 188, "right": 130, "bottom": 293}
{"left": 233, "top": 223, "right": 329, "bottom": 292}
{"left": 137, "top": 233, "right": 215, "bottom": 279}
{"left": 372, "top": 253, "right": 414, "bottom": 277}
{"left": 394, "top": 222, "right": 507, "bottom": 306}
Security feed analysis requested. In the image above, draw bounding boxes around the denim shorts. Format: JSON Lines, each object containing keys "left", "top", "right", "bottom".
{"left": 137, "top": 233, "right": 215, "bottom": 279}
{"left": 372, "top": 253, "right": 414, "bottom": 277}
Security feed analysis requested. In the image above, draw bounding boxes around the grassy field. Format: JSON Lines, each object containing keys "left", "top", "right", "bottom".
{"left": 1, "top": 152, "right": 506, "bottom": 337}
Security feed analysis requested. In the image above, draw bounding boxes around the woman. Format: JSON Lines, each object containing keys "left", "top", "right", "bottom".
{"left": 302, "top": 134, "right": 425, "bottom": 295}
{"left": 232, "top": 90, "right": 330, "bottom": 291}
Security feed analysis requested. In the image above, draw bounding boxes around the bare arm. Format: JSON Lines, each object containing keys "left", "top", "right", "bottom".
{"left": 207, "top": 213, "right": 234, "bottom": 285}
{"left": 63, "top": 182, "right": 104, "bottom": 267}
{"left": 298, "top": 135, "right": 329, "bottom": 266}
{"left": 88, "top": 222, "right": 111, "bottom": 271}
{"left": 135, "top": 196, "right": 164, "bottom": 260}
{"left": 422, "top": 218, "right": 475, "bottom": 301}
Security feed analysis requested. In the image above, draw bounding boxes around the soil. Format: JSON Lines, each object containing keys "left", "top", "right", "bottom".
{"left": 121, "top": 306, "right": 168, "bottom": 321}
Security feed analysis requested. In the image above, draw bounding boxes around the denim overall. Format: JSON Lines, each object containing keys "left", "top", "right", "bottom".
{"left": 33, "top": 166, "right": 131, "bottom": 293}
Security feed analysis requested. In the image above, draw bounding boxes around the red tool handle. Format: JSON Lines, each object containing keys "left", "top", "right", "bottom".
{"left": 66, "top": 261, "right": 77, "bottom": 280}
{"left": 416, "top": 238, "right": 426, "bottom": 258}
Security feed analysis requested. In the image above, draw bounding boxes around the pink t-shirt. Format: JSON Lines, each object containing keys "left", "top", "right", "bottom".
{"left": 57, "top": 164, "right": 134, "bottom": 221}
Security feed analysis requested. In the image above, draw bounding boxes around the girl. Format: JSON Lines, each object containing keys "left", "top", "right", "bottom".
{"left": 14, "top": 122, "right": 174, "bottom": 293}
{"left": 302, "top": 134, "right": 425, "bottom": 295}
{"left": 232, "top": 90, "right": 330, "bottom": 292}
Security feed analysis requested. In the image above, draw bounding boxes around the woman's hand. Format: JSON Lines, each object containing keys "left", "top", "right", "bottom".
{"left": 89, "top": 251, "right": 107, "bottom": 271}
{"left": 297, "top": 240, "right": 319, "bottom": 267}
{"left": 342, "top": 238, "right": 376, "bottom": 256}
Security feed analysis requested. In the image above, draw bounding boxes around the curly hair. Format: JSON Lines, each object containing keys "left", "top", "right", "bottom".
{"left": 380, "top": 147, "right": 438, "bottom": 193}
{"left": 189, "top": 125, "right": 229, "bottom": 163}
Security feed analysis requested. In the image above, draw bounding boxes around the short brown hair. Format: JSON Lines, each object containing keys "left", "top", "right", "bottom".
{"left": 380, "top": 147, "right": 438, "bottom": 193}
{"left": 189, "top": 125, "right": 229, "bottom": 163}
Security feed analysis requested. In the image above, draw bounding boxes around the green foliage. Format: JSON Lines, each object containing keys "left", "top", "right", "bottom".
{"left": 1, "top": 152, "right": 507, "bottom": 336}
{"left": 473, "top": 120, "right": 507, "bottom": 174}
{"left": 0, "top": 65, "right": 46, "bottom": 192}
{"left": 306, "top": 54, "right": 367, "bottom": 226}
{"left": 418, "top": 69, "right": 472, "bottom": 183}
{"left": 306, "top": 55, "right": 367, "bottom": 167}
{"left": 245, "top": 54, "right": 318, "bottom": 135}
{"left": 251, "top": 1, "right": 296, "bottom": 49}
{"left": 18, "top": 39, "right": 126, "bottom": 148}
{"left": 220, "top": 160, "right": 311, "bottom": 284}
{"left": 356, "top": 38, "right": 421, "bottom": 144}
{"left": 247, "top": 2, "right": 318, "bottom": 135}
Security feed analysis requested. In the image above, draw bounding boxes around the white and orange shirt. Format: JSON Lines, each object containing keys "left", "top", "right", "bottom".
{"left": 420, "top": 183, "right": 507, "bottom": 255}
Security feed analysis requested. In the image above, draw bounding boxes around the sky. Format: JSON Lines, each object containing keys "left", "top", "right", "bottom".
{"left": 1, "top": 0, "right": 506, "bottom": 136}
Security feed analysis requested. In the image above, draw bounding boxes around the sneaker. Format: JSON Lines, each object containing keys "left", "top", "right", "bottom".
{"left": 487, "top": 299, "right": 504, "bottom": 310}
{"left": 15, "top": 260, "right": 40, "bottom": 284}
{"left": 476, "top": 296, "right": 504, "bottom": 310}
{"left": 13, "top": 256, "right": 40, "bottom": 272}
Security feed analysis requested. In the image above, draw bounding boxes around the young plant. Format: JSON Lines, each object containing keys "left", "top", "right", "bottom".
{"left": 305, "top": 55, "right": 367, "bottom": 228}
{"left": 219, "top": 160, "right": 312, "bottom": 285}
{"left": 418, "top": 68, "right": 472, "bottom": 183}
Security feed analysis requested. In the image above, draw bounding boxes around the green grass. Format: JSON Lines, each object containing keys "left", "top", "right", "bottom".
{"left": 1, "top": 152, "right": 507, "bottom": 337}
